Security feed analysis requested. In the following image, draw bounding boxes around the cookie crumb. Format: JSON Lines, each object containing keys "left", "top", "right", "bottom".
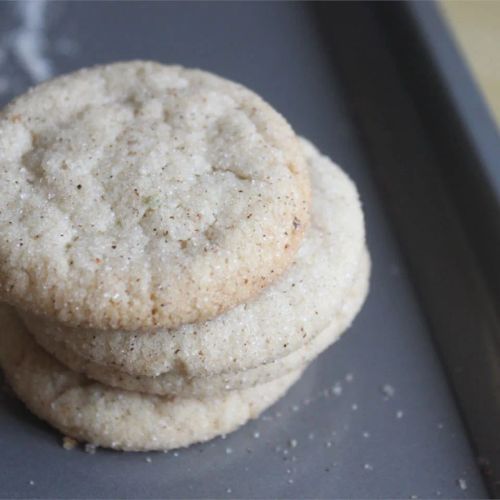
{"left": 380, "top": 384, "right": 395, "bottom": 399}
{"left": 331, "top": 383, "right": 342, "bottom": 396}
{"left": 457, "top": 478, "right": 467, "bottom": 491}
{"left": 84, "top": 443, "right": 97, "bottom": 454}
{"left": 62, "top": 436, "right": 78, "bottom": 450}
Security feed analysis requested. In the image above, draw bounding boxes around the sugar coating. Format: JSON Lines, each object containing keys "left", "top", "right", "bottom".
{"left": 0, "top": 61, "right": 310, "bottom": 330}
{"left": 32, "top": 250, "right": 369, "bottom": 396}
{"left": 23, "top": 139, "right": 366, "bottom": 378}
{"left": 0, "top": 304, "right": 301, "bottom": 451}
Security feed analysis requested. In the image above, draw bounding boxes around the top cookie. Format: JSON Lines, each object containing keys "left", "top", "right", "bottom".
{"left": 0, "top": 61, "right": 310, "bottom": 330}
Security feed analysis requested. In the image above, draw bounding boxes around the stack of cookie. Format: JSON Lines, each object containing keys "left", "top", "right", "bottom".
{"left": 0, "top": 62, "right": 369, "bottom": 451}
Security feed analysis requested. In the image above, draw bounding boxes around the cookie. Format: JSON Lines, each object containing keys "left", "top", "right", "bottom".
{"left": 30, "top": 250, "right": 369, "bottom": 396}
{"left": 0, "top": 61, "right": 310, "bottom": 331}
{"left": 22, "top": 138, "right": 366, "bottom": 380}
{"left": 0, "top": 305, "right": 301, "bottom": 451}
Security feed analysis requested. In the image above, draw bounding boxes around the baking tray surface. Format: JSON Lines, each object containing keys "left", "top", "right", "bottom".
{"left": 0, "top": 2, "right": 488, "bottom": 498}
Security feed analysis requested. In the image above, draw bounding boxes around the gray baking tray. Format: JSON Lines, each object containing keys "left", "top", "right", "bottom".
{"left": 0, "top": 2, "right": 497, "bottom": 498}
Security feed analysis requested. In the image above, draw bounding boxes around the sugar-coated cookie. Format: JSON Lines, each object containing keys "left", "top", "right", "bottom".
{"left": 0, "top": 305, "right": 301, "bottom": 451}
{"left": 0, "top": 61, "right": 310, "bottom": 330}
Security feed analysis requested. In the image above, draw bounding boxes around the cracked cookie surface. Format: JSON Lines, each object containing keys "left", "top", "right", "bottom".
{"left": 0, "top": 61, "right": 310, "bottom": 330}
